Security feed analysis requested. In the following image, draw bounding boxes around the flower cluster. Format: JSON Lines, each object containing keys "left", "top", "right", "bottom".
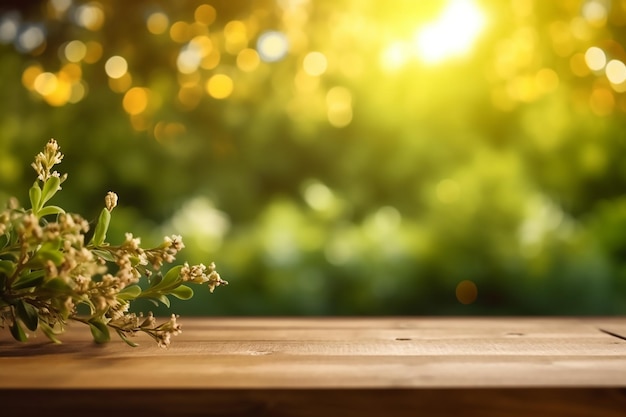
{"left": 0, "top": 139, "right": 227, "bottom": 347}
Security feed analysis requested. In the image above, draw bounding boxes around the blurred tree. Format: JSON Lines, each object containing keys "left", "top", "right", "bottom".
{"left": 1, "top": 0, "right": 626, "bottom": 316}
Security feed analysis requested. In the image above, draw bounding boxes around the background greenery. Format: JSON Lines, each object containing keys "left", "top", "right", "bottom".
{"left": 1, "top": 0, "right": 626, "bottom": 316}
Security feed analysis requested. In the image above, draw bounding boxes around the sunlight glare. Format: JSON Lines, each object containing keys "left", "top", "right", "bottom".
{"left": 380, "top": 41, "right": 410, "bottom": 72}
{"left": 414, "top": 0, "right": 485, "bottom": 64}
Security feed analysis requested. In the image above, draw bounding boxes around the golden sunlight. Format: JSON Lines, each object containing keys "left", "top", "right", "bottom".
{"left": 414, "top": 0, "right": 485, "bottom": 64}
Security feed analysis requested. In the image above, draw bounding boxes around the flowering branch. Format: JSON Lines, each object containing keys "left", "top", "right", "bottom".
{"left": 0, "top": 139, "right": 227, "bottom": 347}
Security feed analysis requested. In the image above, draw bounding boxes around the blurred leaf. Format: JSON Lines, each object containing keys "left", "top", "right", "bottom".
{"left": 11, "top": 270, "right": 45, "bottom": 290}
{"left": 149, "top": 272, "right": 163, "bottom": 288}
{"left": 92, "top": 249, "right": 116, "bottom": 262}
{"left": 9, "top": 319, "right": 27, "bottom": 342}
{"left": 116, "top": 330, "right": 139, "bottom": 347}
{"left": 16, "top": 300, "right": 38, "bottom": 331}
{"left": 40, "top": 321, "right": 62, "bottom": 344}
{"left": 0, "top": 260, "right": 15, "bottom": 276}
{"left": 129, "top": 256, "right": 142, "bottom": 267}
{"left": 145, "top": 294, "right": 171, "bottom": 308}
{"left": 88, "top": 318, "right": 111, "bottom": 344}
{"left": 41, "top": 277, "right": 73, "bottom": 292}
{"left": 35, "top": 248, "right": 64, "bottom": 266}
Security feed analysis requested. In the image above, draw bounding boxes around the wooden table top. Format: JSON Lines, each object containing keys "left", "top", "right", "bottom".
{"left": 1, "top": 316, "right": 626, "bottom": 416}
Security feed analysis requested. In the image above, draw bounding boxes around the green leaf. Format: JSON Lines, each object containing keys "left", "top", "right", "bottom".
{"left": 145, "top": 294, "right": 170, "bottom": 308}
{"left": 16, "top": 300, "right": 39, "bottom": 331}
{"left": 29, "top": 182, "right": 42, "bottom": 213}
{"left": 40, "top": 239, "right": 62, "bottom": 252}
{"left": 151, "top": 265, "right": 183, "bottom": 291}
{"left": 37, "top": 205, "right": 65, "bottom": 217}
{"left": 117, "top": 284, "right": 142, "bottom": 301}
{"left": 10, "top": 320, "right": 28, "bottom": 342}
{"left": 40, "top": 321, "right": 62, "bottom": 344}
{"left": 157, "top": 294, "right": 171, "bottom": 307}
{"left": 91, "top": 208, "right": 111, "bottom": 246}
{"left": 170, "top": 284, "right": 194, "bottom": 300}
{"left": 11, "top": 270, "right": 45, "bottom": 290}
{"left": 0, "top": 260, "right": 15, "bottom": 276}
{"left": 129, "top": 256, "right": 142, "bottom": 267}
{"left": 92, "top": 249, "right": 115, "bottom": 262}
{"left": 41, "top": 277, "right": 73, "bottom": 292}
{"left": 35, "top": 247, "right": 64, "bottom": 266}
{"left": 41, "top": 176, "right": 61, "bottom": 205}
{"left": 88, "top": 318, "right": 111, "bottom": 344}
{"left": 116, "top": 330, "right": 139, "bottom": 347}
{"left": 77, "top": 295, "right": 96, "bottom": 315}
{"left": 39, "top": 238, "right": 61, "bottom": 251}
{"left": 149, "top": 272, "right": 163, "bottom": 288}
{"left": 146, "top": 298, "right": 160, "bottom": 307}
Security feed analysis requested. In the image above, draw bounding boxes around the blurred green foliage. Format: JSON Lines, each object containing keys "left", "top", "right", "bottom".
{"left": 1, "top": 0, "right": 626, "bottom": 315}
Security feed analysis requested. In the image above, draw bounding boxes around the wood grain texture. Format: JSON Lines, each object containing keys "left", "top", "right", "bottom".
{"left": 1, "top": 317, "right": 625, "bottom": 416}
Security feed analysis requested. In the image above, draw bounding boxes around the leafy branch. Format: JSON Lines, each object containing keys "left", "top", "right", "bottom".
{"left": 0, "top": 139, "right": 227, "bottom": 347}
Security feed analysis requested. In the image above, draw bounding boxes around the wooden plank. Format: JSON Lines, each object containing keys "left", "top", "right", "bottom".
{"left": 1, "top": 317, "right": 625, "bottom": 388}
{"left": 1, "top": 317, "right": 625, "bottom": 416}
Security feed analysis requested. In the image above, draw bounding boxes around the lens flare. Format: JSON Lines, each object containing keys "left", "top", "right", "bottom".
{"left": 414, "top": 0, "right": 486, "bottom": 64}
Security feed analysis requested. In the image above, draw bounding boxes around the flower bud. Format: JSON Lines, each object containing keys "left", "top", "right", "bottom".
{"left": 105, "top": 191, "right": 118, "bottom": 211}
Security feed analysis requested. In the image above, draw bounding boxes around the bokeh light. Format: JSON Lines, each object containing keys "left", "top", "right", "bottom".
{"left": 194, "top": 4, "right": 217, "bottom": 26}
{"left": 257, "top": 30, "right": 289, "bottom": 62}
{"left": 16, "top": 25, "right": 45, "bottom": 53}
{"left": 33, "top": 72, "right": 57, "bottom": 96}
{"left": 206, "top": 74, "right": 233, "bottom": 99}
{"left": 73, "top": 2, "right": 105, "bottom": 31}
{"left": 582, "top": 0, "right": 608, "bottom": 26}
{"left": 147, "top": 12, "right": 169, "bottom": 35}
{"left": 63, "top": 40, "right": 87, "bottom": 62}
{"left": 303, "top": 51, "right": 328, "bottom": 76}
{"left": 236, "top": 48, "right": 260, "bottom": 72}
{"left": 108, "top": 72, "right": 132, "bottom": 93}
{"left": 606, "top": 59, "right": 626, "bottom": 85}
{"left": 50, "top": 0, "right": 71, "bottom": 14}
{"left": 83, "top": 40, "right": 103, "bottom": 63}
{"left": 0, "top": 14, "right": 19, "bottom": 44}
{"left": 123, "top": 87, "right": 149, "bottom": 115}
{"left": 170, "top": 21, "right": 192, "bottom": 43}
{"left": 456, "top": 280, "right": 478, "bottom": 305}
{"left": 104, "top": 55, "right": 128, "bottom": 79}
{"left": 21, "top": 64, "right": 42, "bottom": 91}
{"left": 224, "top": 20, "right": 248, "bottom": 55}
{"left": 326, "top": 86, "right": 352, "bottom": 128}
{"left": 585, "top": 46, "right": 606, "bottom": 71}
{"left": 303, "top": 181, "right": 334, "bottom": 211}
